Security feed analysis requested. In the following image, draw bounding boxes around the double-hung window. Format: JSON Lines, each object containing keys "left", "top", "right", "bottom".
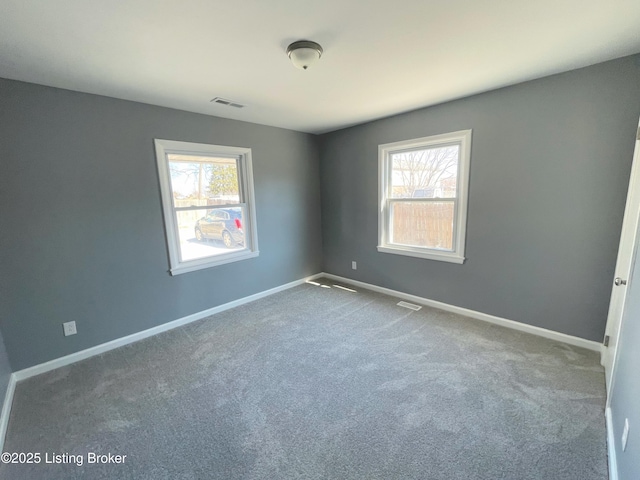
{"left": 378, "top": 130, "right": 471, "bottom": 264}
{"left": 154, "top": 139, "right": 259, "bottom": 275}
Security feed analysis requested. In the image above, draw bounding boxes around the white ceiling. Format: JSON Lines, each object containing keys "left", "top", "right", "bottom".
{"left": 1, "top": 0, "right": 639, "bottom": 134}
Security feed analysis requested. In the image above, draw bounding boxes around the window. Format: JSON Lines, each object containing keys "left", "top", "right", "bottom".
{"left": 378, "top": 130, "right": 471, "bottom": 264}
{"left": 154, "top": 139, "right": 259, "bottom": 275}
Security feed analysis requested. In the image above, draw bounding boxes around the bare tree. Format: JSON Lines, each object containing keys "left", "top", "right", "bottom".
{"left": 169, "top": 162, "right": 239, "bottom": 198}
{"left": 169, "top": 162, "right": 213, "bottom": 199}
{"left": 393, "top": 146, "right": 458, "bottom": 198}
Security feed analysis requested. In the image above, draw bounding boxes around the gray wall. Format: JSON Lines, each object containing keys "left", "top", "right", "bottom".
{"left": 0, "top": 79, "right": 323, "bottom": 370}
{"left": 319, "top": 54, "right": 640, "bottom": 342}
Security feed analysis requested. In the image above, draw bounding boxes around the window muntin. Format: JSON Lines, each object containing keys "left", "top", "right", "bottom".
{"left": 378, "top": 130, "right": 471, "bottom": 264}
{"left": 155, "top": 139, "right": 259, "bottom": 275}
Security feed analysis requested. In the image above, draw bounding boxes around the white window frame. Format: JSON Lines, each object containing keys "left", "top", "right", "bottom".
{"left": 377, "top": 130, "right": 472, "bottom": 264}
{"left": 154, "top": 139, "right": 259, "bottom": 275}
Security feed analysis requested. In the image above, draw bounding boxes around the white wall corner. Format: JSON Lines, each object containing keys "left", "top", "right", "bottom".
{"left": 0, "top": 374, "right": 18, "bottom": 453}
{"left": 606, "top": 407, "right": 619, "bottom": 480}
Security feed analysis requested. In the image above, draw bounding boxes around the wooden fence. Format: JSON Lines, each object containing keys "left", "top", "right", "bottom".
{"left": 392, "top": 202, "right": 454, "bottom": 250}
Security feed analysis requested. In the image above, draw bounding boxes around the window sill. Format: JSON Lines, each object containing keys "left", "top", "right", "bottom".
{"left": 169, "top": 249, "right": 259, "bottom": 275}
{"left": 377, "top": 245, "right": 465, "bottom": 264}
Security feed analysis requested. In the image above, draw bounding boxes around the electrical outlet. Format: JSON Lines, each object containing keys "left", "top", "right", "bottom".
{"left": 63, "top": 321, "right": 77, "bottom": 337}
{"left": 352, "top": 261, "right": 357, "bottom": 270}
{"left": 622, "top": 418, "right": 630, "bottom": 451}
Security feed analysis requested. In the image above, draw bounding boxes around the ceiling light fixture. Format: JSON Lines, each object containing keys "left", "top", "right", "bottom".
{"left": 286, "top": 40, "right": 323, "bottom": 70}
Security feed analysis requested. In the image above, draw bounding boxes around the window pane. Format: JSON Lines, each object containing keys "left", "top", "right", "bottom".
{"left": 175, "top": 207, "right": 245, "bottom": 261}
{"left": 168, "top": 154, "right": 240, "bottom": 205}
{"left": 391, "top": 145, "right": 459, "bottom": 199}
{"left": 390, "top": 201, "right": 454, "bottom": 250}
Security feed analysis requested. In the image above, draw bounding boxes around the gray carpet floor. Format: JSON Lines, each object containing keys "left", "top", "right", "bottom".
{"left": 1, "top": 279, "right": 607, "bottom": 479}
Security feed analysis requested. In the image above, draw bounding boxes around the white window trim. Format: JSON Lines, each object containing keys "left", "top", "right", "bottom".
{"left": 377, "top": 129, "right": 472, "bottom": 264}
{"left": 154, "top": 139, "right": 259, "bottom": 275}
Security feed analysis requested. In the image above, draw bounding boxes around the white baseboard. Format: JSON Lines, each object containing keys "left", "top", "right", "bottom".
{"left": 8, "top": 271, "right": 601, "bottom": 382}
{"left": 0, "top": 374, "right": 17, "bottom": 453}
{"left": 606, "top": 407, "right": 619, "bottom": 480}
{"left": 322, "top": 273, "right": 602, "bottom": 352}
{"left": 13, "top": 273, "right": 324, "bottom": 383}
{"left": 1, "top": 270, "right": 601, "bottom": 452}
{"left": 0, "top": 273, "right": 322, "bottom": 450}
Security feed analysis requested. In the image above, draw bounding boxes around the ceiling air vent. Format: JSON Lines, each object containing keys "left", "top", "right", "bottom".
{"left": 210, "top": 97, "right": 245, "bottom": 108}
